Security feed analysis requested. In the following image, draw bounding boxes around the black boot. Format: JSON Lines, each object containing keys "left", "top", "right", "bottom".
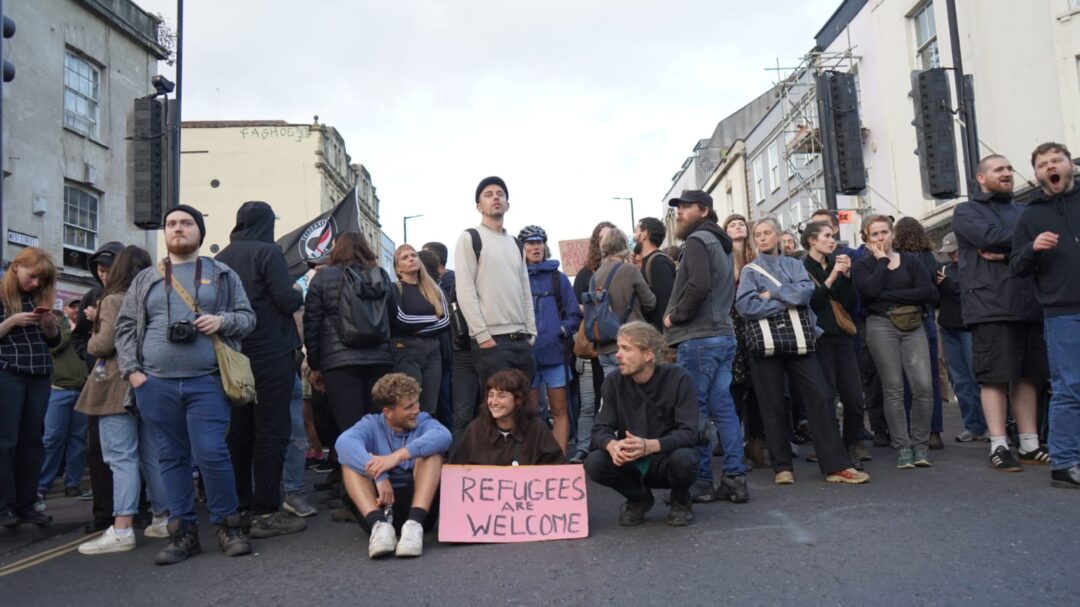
{"left": 155, "top": 519, "right": 201, "bottom": 566}
{"left": 217, "top": 513, "right": 252, "bottom": 557}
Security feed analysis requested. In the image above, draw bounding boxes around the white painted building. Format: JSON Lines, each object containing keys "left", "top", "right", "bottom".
{"left": 2, "top": 0, "right": 167, "bottom": 305}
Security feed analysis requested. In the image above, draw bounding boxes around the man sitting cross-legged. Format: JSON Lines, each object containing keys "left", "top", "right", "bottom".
{"left": 336, "top": 373, "right": 450, "bottom": 558}
{"left": 585, "top": 321, "right": 700, "bottom": 527}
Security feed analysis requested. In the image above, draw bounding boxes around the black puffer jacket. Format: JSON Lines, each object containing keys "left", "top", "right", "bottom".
{"left": 953, "top": 191, "right": 1042, "bottom": 324}
{"left": 215, "top": 201, "right": 303, "bottom": 360}
{"left": 303, "top": 264, "right": 393, "bottom": 372}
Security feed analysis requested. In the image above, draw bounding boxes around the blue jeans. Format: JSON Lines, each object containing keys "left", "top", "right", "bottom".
{"left": 676, "top": 335, "right": 745, "bottom": 479}
{"left": 1045, "top": 315, "right": 1080, "bottom": 470}
{"left": 99, "top": 413, "right": 168, "bottom": 517}
{"left": 904, "top": 315, "right": 944, "bottom": 433}
{"left": 38, "top": 388, "right": 88, "bottom": 492}
{"left": 939, "top": 327, "right": 986, "bottom": 434}
{"left": 282, "top": 376, "right": 307, "bottom": 495}
{"left": 135, "top": 374, "right": 239, "bottom": 525}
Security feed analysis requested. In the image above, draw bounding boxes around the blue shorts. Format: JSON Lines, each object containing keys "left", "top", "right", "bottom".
{"left": 532, "top": 364, "right": 569, "bottom": 389}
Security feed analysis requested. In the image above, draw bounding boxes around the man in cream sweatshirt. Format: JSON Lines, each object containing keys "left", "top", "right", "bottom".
{"left": 454, "top": 176, "right": 538, "bottom": 401}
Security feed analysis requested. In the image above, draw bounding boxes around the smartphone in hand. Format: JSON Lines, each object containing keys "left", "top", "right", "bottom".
{"left": 33, "top": 307, "right": 51, "bottom": 315}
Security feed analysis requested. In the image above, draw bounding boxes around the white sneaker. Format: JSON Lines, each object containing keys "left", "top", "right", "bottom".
{"left": 367, "top": 520, "right": 397, "bottom": 559}
{"left": 78, "top": 526, "right": 136, "bottom": 555}
{"left": 145, "top": 515, "right": 169, "bottom": 539}
{"left": 395, "top": 520, "right": 424, "bottom": 558}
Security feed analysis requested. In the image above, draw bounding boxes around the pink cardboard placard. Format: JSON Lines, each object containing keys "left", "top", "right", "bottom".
{"left": 438, "top": 464, "right": 589, "bottom": 543}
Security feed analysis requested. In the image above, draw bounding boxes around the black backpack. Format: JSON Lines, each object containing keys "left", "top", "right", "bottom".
{"left": 337, "top": 265, "right": 391, "bottom": 347}
{"left": 449, "top": 228, "right": 524, "bottom": 348}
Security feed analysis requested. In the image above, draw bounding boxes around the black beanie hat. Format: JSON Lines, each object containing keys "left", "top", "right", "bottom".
{"left": 475, "top": 176, "right": 508, "bottom": 203}
{"left": 164, "top": 204, "right": 207, "bottom": 245}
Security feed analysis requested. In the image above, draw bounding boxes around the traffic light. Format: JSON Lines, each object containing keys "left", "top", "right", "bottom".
{"left": 910, "top": 68, "right": 959, "bottom": 199}
{"left": 2, "top": 15, "right": 14, "bottom": 83}
{"left": 131, "top": 96, "right": 168, "bottom": 228}
{"left": 822, "top": 71, "right": 866, "bottom": 195}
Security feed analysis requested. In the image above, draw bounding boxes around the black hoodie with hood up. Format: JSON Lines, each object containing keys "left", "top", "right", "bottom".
{"left": 72, "top": 241, "right": 124, "bottom": 371}
{"left": 215, "top": 201, "right": 303, "bottom": 360}
{"left": 1011, "top": 181, "right": 1080, "bottom": 317}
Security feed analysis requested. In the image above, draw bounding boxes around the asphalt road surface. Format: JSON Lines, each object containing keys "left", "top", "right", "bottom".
{"left": 2, "top": 425, "right": 1077, "bottom": 606}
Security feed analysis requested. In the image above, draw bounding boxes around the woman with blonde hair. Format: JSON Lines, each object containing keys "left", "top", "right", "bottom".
{"left": 390, "top": 244, "right": 449, "bottom": 416}
{"left": 0, "top": 247, "right": 61, "bottom": 527}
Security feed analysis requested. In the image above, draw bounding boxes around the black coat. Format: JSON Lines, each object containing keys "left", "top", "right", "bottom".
{"left": 215, "top": 201, "right": 304, "bottom": 360}
{"left": 936, "top": 261, "right": 965, "bottom": 330}
{"left": 1011, "top": 182, "right": 1080, "bottom": 317}
{"left": 303, "top": 264, "right": 393, "bottom": 372}
{"left": 953, "top": 191, "right": 1042, "bottom": 324}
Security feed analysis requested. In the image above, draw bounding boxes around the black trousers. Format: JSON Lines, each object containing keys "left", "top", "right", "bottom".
{"left": 86, "top": 415, "right": 114, "bottom": 522}
{"left": 450, "top": 348, "right": 479, "bottom": 447}
{"left": 585, "top": 447, "right": 697, "bottom": 505}
{"left": 856, "top": 319, "right": 887, "bottom": 434}
{"left": 323, "top": 364, "right": 392, "bottom": 430}
{"left": 816, "top": 334, "right": 867, "bottom": 446}
{"left": 749, "top": 353, "right": 851, "bottom": 475}
{"left": 731, "top": 381, "right": 765, "bottom": 439}
{"left": 472, "top": 335, "right": 537, "bottom": 392}
{"left": 351, "top": 483, "right": 440, "bottom": 535}
{"left": 228, "top": 352, "right": 294, "bottom": 515}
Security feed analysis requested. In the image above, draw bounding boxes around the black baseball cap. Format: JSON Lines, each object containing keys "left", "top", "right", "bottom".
{"left": 668, "top": 189, "right": 713, "bottom": 209}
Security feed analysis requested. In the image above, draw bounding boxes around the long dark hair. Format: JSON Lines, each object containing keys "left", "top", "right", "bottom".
{"left": 893, "top": 216, "right": 932, "bottom": 252}
{"left": 586, "top": 221, "right": 617, "bottom": 273}
{"left": 329, "top": 231, "right": 378, "bottom": 269}
{"left": 479, "top": 369, "right": 536, "bottom": 431}
{"left": 102, "top": 246, "right": 152, "bottom": 300}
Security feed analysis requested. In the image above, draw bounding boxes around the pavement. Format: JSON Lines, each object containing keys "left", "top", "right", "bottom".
{"left": 2, "top": 404, "right": 1078, "bottom": 606}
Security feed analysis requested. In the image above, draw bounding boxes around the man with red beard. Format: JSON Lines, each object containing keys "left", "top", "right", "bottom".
{"left": 1012, "top": 142, "right": 1080, "bottom": 489}
{"left": 116, "top": 205, "right": 257, "bottom": 563}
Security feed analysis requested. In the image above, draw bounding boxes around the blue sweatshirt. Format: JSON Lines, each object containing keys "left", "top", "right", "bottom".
{"left": 335, "top": 412, "right": 451, "bottom": 487}
{"left": 734, "top": 252, "right": 822, "bottom": 337}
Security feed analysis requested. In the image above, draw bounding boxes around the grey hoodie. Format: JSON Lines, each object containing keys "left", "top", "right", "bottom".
{"left": 115, "top": 257, "right": 256, "bottom": 398}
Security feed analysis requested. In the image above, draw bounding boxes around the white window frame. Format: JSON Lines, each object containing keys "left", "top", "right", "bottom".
{"left": 753, "top": 156, "right": 765, "bottom": 202}
{"left": 63, "top": 185, "right": 99, "bottom": 253}
{"left": 768, "top": 144, "right": 781, "bottom": 192}
{"left": 64, "top": 51, "right": 101, "bottom": 138}
{"left": 912, "top": 2, "right": 940, "bottom": 70}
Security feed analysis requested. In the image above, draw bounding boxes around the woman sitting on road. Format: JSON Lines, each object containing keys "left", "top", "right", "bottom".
{"left": 735, "top": 218, "right": 869, "bottom": 486}
{"left": 452, "top": 369, "right": 564, "bottom": 467}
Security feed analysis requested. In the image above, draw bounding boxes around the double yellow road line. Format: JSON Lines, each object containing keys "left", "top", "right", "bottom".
{"left": 0, "top": 531, "right": 100, "bottom": 577}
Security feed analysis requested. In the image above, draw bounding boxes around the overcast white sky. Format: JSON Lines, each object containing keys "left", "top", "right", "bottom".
{"left": 138, "top": 0, "right": 839, "bottom": 266}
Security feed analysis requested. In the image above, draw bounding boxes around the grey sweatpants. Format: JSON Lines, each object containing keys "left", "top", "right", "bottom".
{"left": 865, "top": 315, "right": 933, "bottom": 450}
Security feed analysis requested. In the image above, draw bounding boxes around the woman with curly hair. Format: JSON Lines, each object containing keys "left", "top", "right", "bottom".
{"left": 893, "top": 216, "right": 946, "bottom": 450}
{"left": 722, "top": 214, "right": 768, "bottom": 468}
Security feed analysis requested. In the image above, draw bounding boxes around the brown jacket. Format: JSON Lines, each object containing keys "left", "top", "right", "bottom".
{"left": 590, "top": 258, "right": 657, "bottom": 354}
{"left": 75, "top": 293, "right": 132, "bottom": 417}
{"left": 451, "top": 415, "right": 564, "bottom": 467}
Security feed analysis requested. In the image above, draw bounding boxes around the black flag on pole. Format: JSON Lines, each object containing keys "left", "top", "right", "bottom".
{"left": 277, "top": 186, "right": 362, "bottom": 280}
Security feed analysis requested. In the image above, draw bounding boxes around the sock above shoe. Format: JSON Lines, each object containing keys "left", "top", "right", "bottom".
{"left": 1018, "top": 433, "right": 1040, "bottom": 453}
{"left": 989, "top": 435, "right": 1008, "bottom": 454}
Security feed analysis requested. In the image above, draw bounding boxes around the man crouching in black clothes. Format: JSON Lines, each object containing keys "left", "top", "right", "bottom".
{"left": 585, "top": 321, "right": 699, "bottom": 526}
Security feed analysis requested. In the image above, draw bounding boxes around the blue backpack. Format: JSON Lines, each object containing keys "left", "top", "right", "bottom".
{"left": 581, "top": 262, "right": 637, "bottom": 347}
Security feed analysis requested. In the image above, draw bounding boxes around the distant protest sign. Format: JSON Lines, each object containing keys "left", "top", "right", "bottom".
{"left": 558, "top": 239, "right": 590, "bottom": 277}
{"left": 438, "top": 465, "right": 589, "bottom": 544}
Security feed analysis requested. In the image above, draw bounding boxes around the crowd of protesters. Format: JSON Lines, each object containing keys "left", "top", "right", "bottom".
{"left": 1, "top": 142, "right": 1077, "bottom": 564}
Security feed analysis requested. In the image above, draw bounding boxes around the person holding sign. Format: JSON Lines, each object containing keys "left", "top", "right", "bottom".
{"left": 451, "top": 369, "right": 564, "bottom": 466}
{"left": 585, "top": 322, "right": 700, "bottom": 527}
{"left": 336, "top": 373, "right": 451, "bottom": 558}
